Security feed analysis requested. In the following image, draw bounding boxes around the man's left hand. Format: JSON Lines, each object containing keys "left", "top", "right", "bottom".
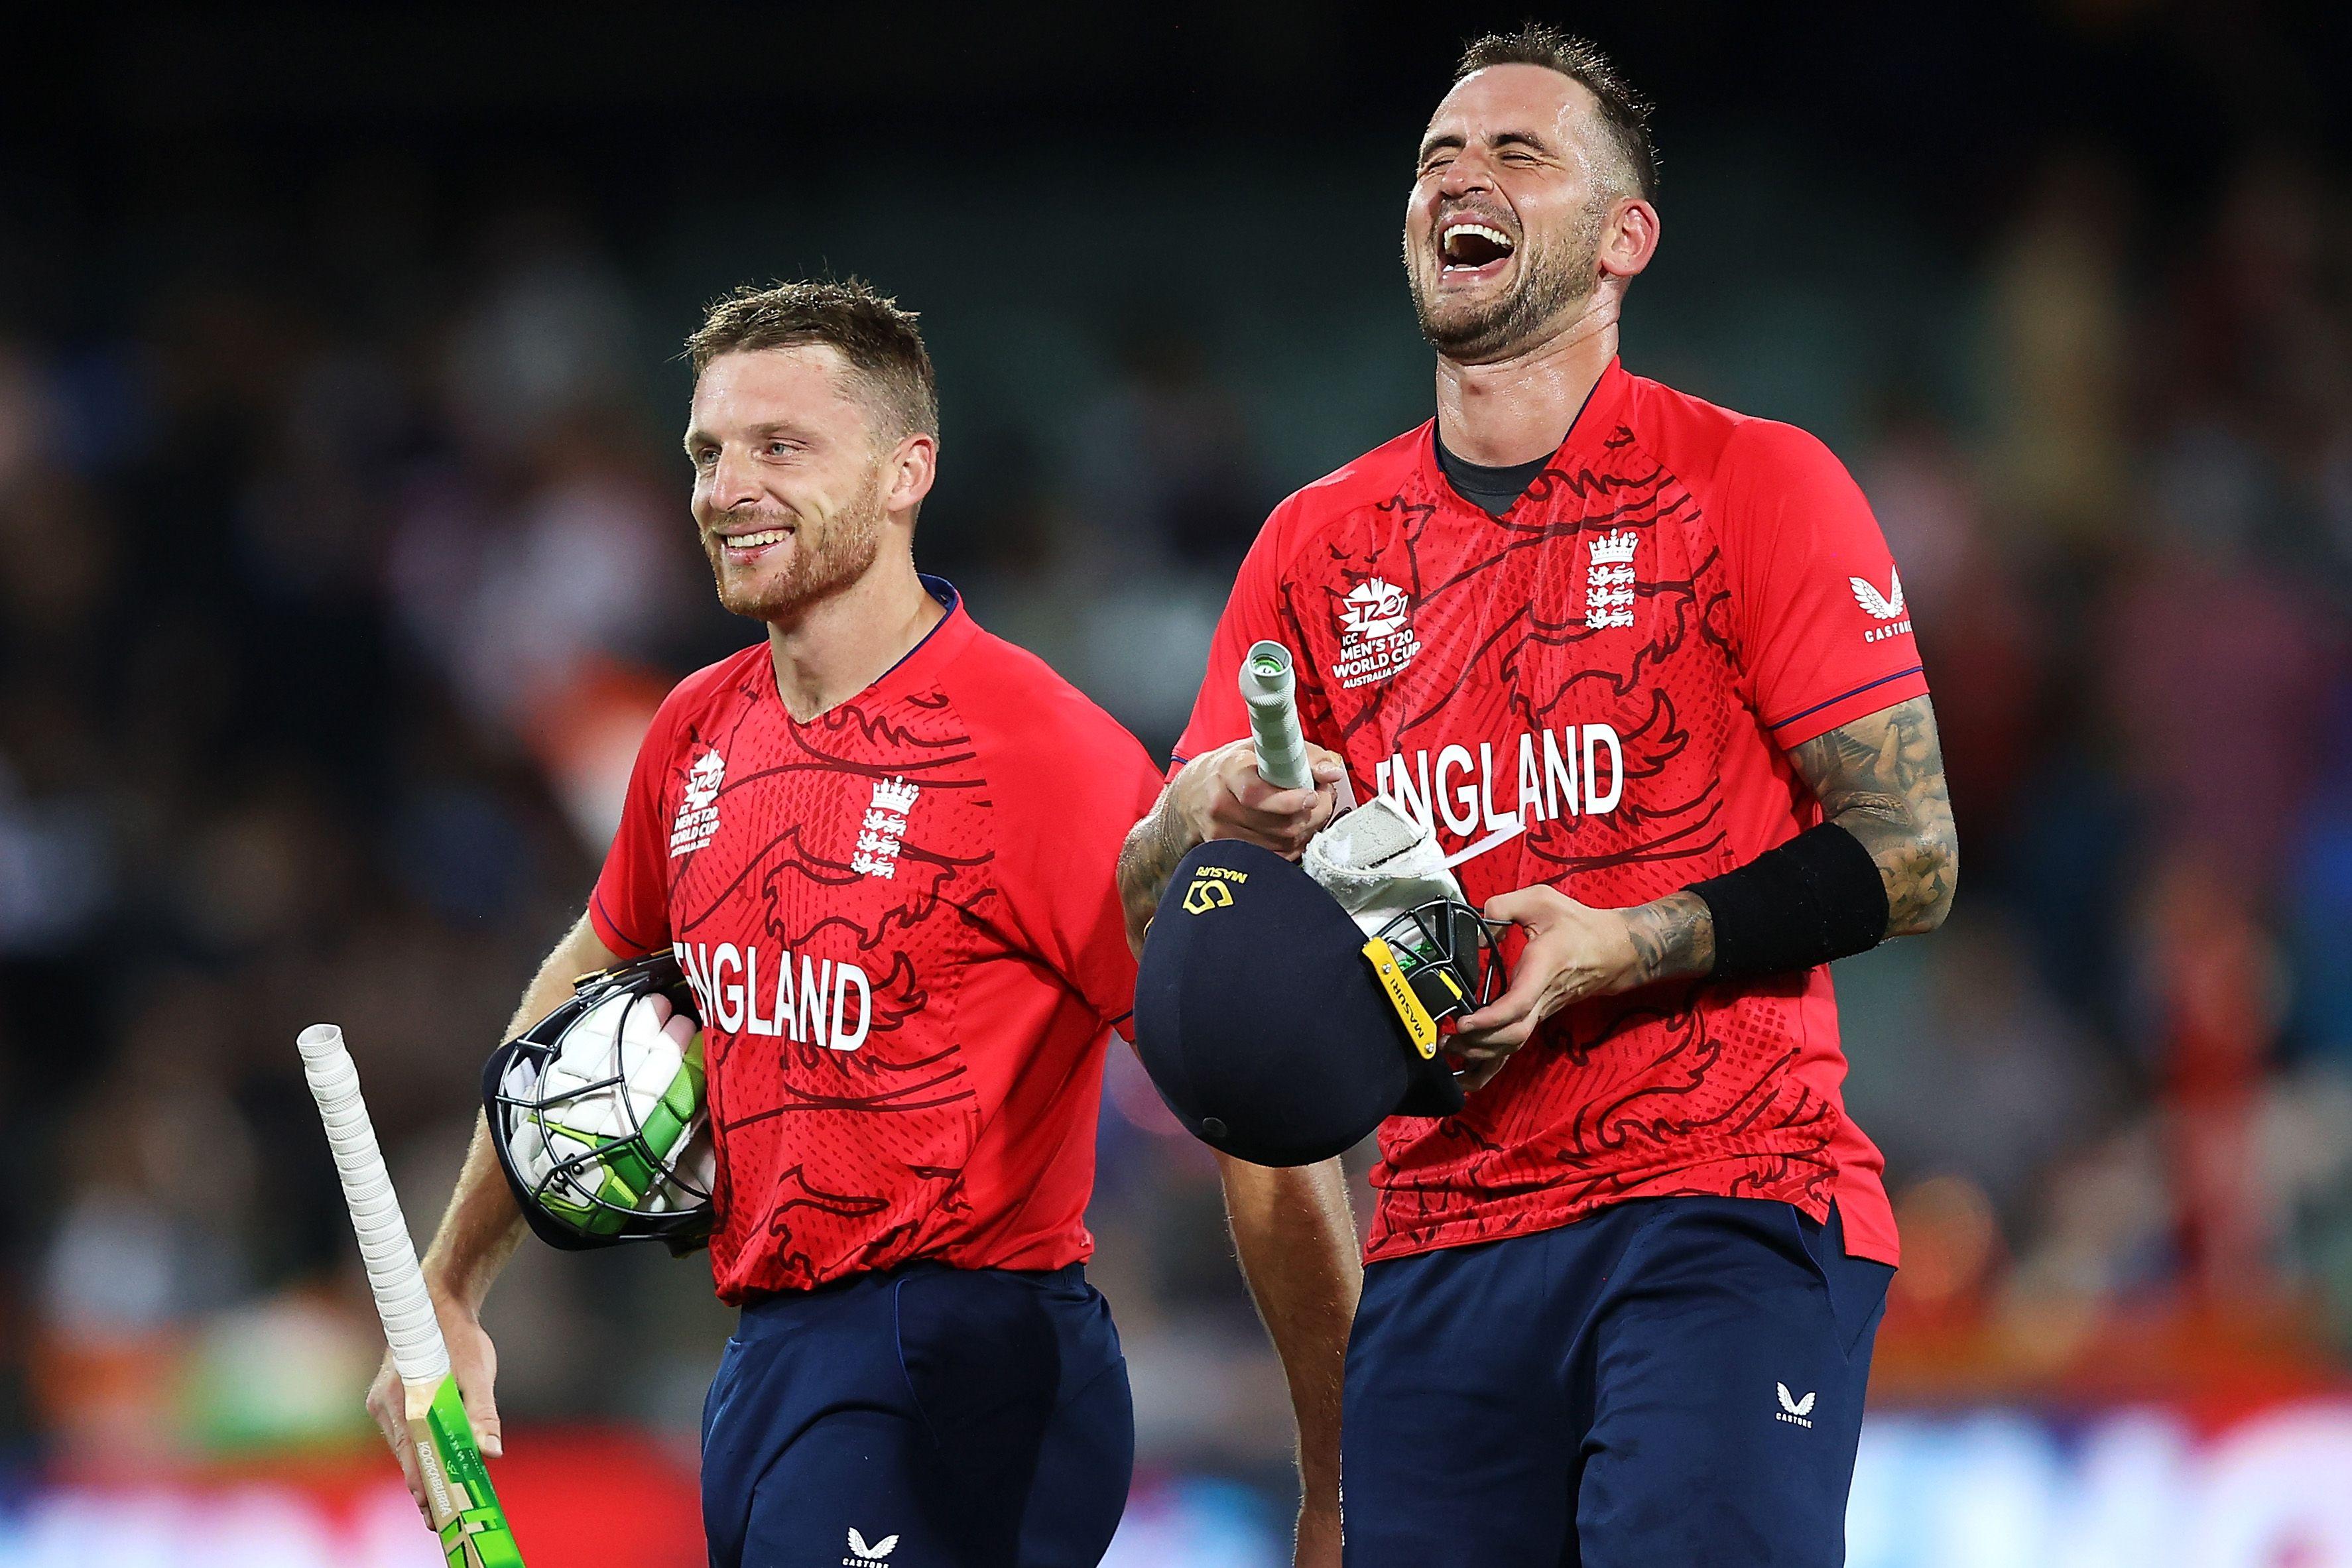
{"left": 1451, "top": 885, "right": 1646, "bottom": 1090}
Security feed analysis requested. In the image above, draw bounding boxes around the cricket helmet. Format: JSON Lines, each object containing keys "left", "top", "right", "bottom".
{"left": 1132, "top": 826, "right": 1505, "bottom": 1167}
{"left": 482, "top": 952, "right": 716, "bottom": 1252}
{"left": 1300, "top": 793, "right": 1505, "bottom": 1028}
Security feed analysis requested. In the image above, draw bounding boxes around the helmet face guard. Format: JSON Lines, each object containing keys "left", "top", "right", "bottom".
{"left": 481, "top": 953, "right": 715, "bottom": 1253}
{"left": 1370, "top": 897, "right": 1508, "bottom": 1030}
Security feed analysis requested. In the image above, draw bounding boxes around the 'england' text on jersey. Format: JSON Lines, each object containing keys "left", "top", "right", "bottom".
{"left": 674, "top": 939, "right": 871, "bottom": 1052}
{"left": 1376, "top": 722, "right": 1624, "bottom": 838}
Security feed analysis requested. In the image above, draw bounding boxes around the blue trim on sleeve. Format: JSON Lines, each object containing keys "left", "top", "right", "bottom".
{"left": 1765, "top": 666, "right": 1926, "bottom": 732}
{"left": 592, "top": 889, "right": 657, "bottom": 957}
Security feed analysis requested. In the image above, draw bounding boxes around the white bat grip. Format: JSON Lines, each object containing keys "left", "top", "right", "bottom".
{"left": 297, "top": 1024, "right": 450, "bottom": 1387}
{"left": 1240, "top": 640, "right": 1314, "bottom": 792}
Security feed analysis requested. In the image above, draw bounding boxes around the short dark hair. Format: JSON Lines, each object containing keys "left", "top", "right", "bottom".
{"left": 684, "top": 278, "right": 940, "bottom": 440}
{"left": 1455, "top": 25, "right": 1657, "bottom": 200}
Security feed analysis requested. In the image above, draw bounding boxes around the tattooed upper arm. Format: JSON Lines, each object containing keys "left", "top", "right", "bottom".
{"left": 1786, "top": 695, "right": 1958, "bottom": 937}
{"left": 1117, "top": 796, "right": 1196, "bottom": 956}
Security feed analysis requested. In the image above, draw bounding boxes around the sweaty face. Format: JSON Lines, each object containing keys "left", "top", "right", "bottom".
{"left": 686, "top": 347, "right": 892, "bottom": 623}
{"left": 1404, "top": 64, "right": 1615, "bottom": 363}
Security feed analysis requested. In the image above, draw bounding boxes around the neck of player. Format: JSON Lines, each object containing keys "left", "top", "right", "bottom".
{"left": 1432, "top": 291, "right": 1619, "bottom": 467}
{"left": 764, "top": 548, "right": 945, "bottom": 722}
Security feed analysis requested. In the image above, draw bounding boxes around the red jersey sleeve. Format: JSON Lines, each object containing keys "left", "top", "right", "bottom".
{"left": 1172, "top": 502, "right": 1293, "bottom": 775}
{"left": 990, "top": 709, "right": 1166, "bottom": 1034}
{"left": 589, "top": 700, "right": 680, "bottom": 959}
{"left": 1717, "top": 420, "right": 1929, "bottom": 750}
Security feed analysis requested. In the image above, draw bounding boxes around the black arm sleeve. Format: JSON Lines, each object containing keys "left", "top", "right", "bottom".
{"left": 1687, "top": 822, "right": 1888, "bottom": 980}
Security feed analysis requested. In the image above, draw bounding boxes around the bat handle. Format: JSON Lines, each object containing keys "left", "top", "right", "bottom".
{"left": 298, "top": 1023, "right": 451, "bottom": 1387}
{"left": 1239, "top": 640, "right": 1315, "bottom": 792}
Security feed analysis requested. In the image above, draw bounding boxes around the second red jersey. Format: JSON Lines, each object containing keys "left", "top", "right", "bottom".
{"left": 594, "top": 583, "right": 1164, "bottom": 1301}
{"left": 1176, "top": 360, "right": 1925, "bottom": 1267}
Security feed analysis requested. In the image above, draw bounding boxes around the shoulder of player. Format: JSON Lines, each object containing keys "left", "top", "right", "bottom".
{"left": 647, "top": 642, "right": 769, "bottom": 737}
{"left": 936, "top": 624, "right": 1155, "bottom": 781}
{"left": 1619, "top": 373, "right": 1856, "bottom": 510}
{"left": 1296, "top": 421, "right": 1428, "bottom": 503}
{"left": 1249, "top": 422, "right": 1433, "bottom": 573}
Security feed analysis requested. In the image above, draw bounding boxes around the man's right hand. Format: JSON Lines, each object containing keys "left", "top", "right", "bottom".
{"left": 365, "top": 1288, "right": 503, "bottom": 1520}
{"left": 1119, "top": 738, "right": 1349, "bottom": 952}
{"left": 1171, "top": 738, "right": 1347, "bottom": 861}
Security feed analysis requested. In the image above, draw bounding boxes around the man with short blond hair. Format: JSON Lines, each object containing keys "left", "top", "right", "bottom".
{"left": 371, "top": 278, "right": 1357, "bottom": 1568}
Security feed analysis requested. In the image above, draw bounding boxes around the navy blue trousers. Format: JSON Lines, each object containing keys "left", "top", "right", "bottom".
{"left": 700, "top": 1262, "right": 1133, "bottom": 1568}
{"left": 1341, "top": 1199, "right": 1892, "bottom": 1568}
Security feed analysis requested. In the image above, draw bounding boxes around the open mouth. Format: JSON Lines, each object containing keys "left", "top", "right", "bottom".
{"left": 1440, "top": 221, "right": 1516, "bottom": 275}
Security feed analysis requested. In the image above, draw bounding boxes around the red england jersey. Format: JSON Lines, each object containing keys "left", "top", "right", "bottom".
{"left": 1176, "top": 360, "right": 1924, "bottom": 1267}
{"left": 593, "top": 582, "right": 1164, "bottom": 1301}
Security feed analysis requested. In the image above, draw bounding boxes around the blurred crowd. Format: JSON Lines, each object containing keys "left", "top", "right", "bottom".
{"left": 1836, "top": 147, "right": 2352, "bottom": 1406}
{"left": 3, "top": 117, "right": 2351, "bottom": 1500}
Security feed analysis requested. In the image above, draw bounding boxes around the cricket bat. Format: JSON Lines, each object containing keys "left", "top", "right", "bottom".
{"left": 298, "top": 1023, "right": 527, "bottom": 1568}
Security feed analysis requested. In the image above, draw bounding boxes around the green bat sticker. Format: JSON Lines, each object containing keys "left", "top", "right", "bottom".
{"left": 422, "top": 1375, "right": 526, "bottom": 1568}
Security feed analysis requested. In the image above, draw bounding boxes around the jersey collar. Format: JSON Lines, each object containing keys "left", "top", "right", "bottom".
{"left": 773, "top": 573, "right": 975, "bottom": 721}
{"left": 1424, "top": 354, "right": 1633, "bottom": 509}
{"left": 1560, "top": 355, "right": 1632, "bottom": 467}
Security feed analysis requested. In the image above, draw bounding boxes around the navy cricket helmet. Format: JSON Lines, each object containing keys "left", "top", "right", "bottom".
{"left": 1133, "top": 838, "right": 1501, "bottom": 1166}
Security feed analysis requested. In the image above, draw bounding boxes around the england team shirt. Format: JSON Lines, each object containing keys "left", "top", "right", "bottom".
{"left": 1176, "top": 359, "right": 1924, "bottom": 1266}
{"left": 593, "top": 581, "right": 1165, "bottom": 1301}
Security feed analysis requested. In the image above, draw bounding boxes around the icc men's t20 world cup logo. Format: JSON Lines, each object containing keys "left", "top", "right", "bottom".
{"left": 1331, "top": 577, "right": 1422, "bottom": 690}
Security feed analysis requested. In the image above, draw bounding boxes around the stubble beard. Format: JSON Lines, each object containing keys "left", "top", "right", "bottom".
{"left": 1408, "top": 196, "right": 1606, "bottom": 365}
{"left": 706, "top": 481, "right": 887, "bottom": 624}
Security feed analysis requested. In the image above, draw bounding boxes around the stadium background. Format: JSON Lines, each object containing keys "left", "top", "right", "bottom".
{"left": 5, "top": 4, "right": 2352, "bottom": 1563}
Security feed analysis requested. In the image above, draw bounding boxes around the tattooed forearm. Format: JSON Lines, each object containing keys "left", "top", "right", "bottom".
{"left": 1117, "top": 793, "right": 1201, "bottom": 955}
{"left": 1623, "top": 890, "right": 1715, "bottom": 985}
{"left": 1787, "top": 695, "right": 1958, "bottom": 937}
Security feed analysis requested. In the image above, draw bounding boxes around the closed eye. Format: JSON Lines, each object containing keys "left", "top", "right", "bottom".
{"left": 1416, "top": 133, "right": 1463, "bottom": 178}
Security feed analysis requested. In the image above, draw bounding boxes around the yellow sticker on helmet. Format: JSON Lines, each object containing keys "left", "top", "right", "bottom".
{"left": 1182, "top": 878, "right": 1234, "bottom": 914}
{"left": 1362, "top": 937, "right": 1441, "bottom": 1059}
{"left": 1181, "top": 865, "right": 1248, "bottom": 915}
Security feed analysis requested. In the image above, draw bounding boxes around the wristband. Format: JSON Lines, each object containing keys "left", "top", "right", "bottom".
{"left": 1688, "top": 823, "right": 1887, "bottom": 979}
